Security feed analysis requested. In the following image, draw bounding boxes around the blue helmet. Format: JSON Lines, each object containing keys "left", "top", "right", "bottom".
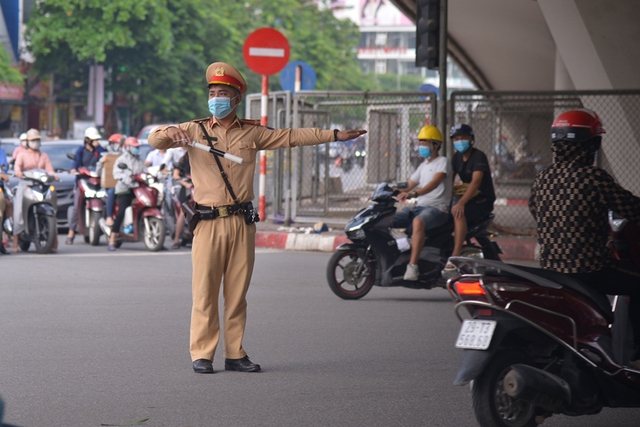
{"left": 449, "top": 124, "right": 474, "bottom": 140}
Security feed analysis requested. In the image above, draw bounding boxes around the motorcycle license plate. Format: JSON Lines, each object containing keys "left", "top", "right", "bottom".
{"left": 455, "top": 320, "right": 497, "bottom": 350}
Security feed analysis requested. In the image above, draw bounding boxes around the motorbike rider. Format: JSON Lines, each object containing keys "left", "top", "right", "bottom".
{"left": 97, "top": 133, "right": 124, "bottom": 227}
{"left": 529, "top": 108, "right": 640, "bottom": 367}
{"left": 66, "top": 126, "right": 105, "bottom": 244}
{"left": 107, "top": 136, "right": 144, "bottom": 251}
{"left": 171, "top": 150, "right": 191, "bottom": 250}
{"left": 443, "top": 124, "right": 495, "bottom": 276}
{"left": 12, "top": 129, "right": 59, "bottom": 252}
{"left": 0, "top": 138, "right": 9, "bottom": 254}
{"left": 393, "top": 125, "right": 452, "bottom": 281}
{"left": 11, "top": 132, "right": 28, "bottom": 162}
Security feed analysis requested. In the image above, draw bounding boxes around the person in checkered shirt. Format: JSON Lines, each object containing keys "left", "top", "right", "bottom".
{"left": 529, "top": 109, "right": 640, "bottom": 364}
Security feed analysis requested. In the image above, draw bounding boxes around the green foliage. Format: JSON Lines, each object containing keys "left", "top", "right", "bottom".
{"left": 0, "top": 46, "right": 23, "bottom": 86}
{"left": 371, "top": 73, "right": 426, "bottom": 93}
{"left": 24, "top": 0, "right": 378, "bottom": 127}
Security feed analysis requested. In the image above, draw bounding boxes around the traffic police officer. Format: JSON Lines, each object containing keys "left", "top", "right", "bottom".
{"left": 149, "top": 62, "right": 366, "bottom": 374}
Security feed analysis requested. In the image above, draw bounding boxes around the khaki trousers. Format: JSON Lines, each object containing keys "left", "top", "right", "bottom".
{"left": 190, "top": 214, "right": 256, "bottom": 361}
{"left": 0, "top": 189, "right": 5, "bottom": 224}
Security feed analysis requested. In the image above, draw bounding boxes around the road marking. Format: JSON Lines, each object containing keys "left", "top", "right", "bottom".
{"left": 8, "top": 248, "right": 283, "bottom": 260}
{"left": 249, "top": 47, "right": 285, "bottom": 57}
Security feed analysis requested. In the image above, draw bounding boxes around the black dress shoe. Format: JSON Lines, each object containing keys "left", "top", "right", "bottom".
{"left": 192, "top": 359, "right": 214, "bottom": 374}
{"left": 224, "top": 356, "right": 261, "bottom": 372}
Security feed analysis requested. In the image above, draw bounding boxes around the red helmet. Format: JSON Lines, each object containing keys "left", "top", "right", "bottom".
{"left": 108, "top": 133, "right": 124, "bottom": 144}
{"left": 551, "top": 109, "right": 605, "bottom": 143}
{"left": 124, "top": 136, "right": 141, "bottom": 147}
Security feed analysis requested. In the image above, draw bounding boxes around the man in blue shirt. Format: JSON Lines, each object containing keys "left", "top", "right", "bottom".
{"left": 66, "top": 127, "right": 105, "bottom": 244}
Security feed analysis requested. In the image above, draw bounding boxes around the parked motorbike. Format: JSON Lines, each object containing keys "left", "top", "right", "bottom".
{"left": 6, "top": 169, "right": 57, "bottom": 253}
{"left": 71, "top": 166, "right": 106, "bottom": 246}
{"left": 326, "top": 182, "right": 502, "bottom": 299}
{"left": 99, "top": 164, "right": 165, "bottom": 251}
{"left": 446, "top": 212, "right": 640, "bottom": 427}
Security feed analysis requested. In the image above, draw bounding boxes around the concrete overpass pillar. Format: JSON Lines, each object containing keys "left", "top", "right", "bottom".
{"left": 539, "top": 0, "right": 640, "bottom": 195}
{"left": 554, "top": 50, "right": 574, "bottom": 91}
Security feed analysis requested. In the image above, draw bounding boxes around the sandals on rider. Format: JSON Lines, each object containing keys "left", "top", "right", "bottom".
{"left": 171, "top": 242, "right": 180, "bottom": 250}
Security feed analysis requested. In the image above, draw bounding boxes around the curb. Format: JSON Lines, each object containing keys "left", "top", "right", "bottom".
{"left": 255, "top": 230, "right": 539, "bottom": 261}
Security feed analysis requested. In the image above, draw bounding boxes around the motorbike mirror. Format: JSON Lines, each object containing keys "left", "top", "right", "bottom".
{"left": 396, "top": 182, "right": 409, "bottom": 189}
{"left": 66, "top": 152, "right": 75, "bottom": 161}
{"left": 159, "top": 163, "right": 165, "bottom": 170}
{"left": 117, "top": 163, "right": 128, "bottom": 170}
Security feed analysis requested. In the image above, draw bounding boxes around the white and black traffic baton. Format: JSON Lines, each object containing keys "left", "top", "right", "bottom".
{"left": 189, "top": 141, "right": 244, "bottom": 164}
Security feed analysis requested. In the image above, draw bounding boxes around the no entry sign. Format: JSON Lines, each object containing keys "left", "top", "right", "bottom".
{"left": 243, "top": 28, "right": 290, "bottom": 75}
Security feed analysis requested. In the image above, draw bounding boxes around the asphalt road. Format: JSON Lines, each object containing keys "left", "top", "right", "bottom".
{"left": 1, "top": 239, "right": 639, "bottom": 427}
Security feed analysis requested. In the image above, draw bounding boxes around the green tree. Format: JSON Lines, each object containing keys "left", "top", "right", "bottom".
{"left": 25, "top": 0, "right": 377, "bottom": 130}
{"left": 0, "top": 46, "right": 23, "bottom": 86}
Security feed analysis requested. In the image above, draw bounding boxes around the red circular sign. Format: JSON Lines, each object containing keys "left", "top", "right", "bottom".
{"left": 243, "top": 28, "right": 290, "bottom": 75}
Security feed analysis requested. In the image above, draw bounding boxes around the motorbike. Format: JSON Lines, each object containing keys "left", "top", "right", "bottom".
{"left": 446, "top": 212, "right": 640, "bottom": 427}
{"left": 162, "top": 173, "right": 193, "bottom": 247}
{"left": 326, "top": 182, "right": 502, "bottom": 299}
{"left": 99, "top": 164, "right": 166, "bottom": 252}
{"left": 71, "top": 166, "right": 106, "bottom": 246}
{"left": 6, "top": 169, "right": 57, "bottom": 254}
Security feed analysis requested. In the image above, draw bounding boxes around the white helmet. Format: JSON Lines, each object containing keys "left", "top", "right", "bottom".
{"left": 84, "top": 126, "right": 101, "bottom": 140}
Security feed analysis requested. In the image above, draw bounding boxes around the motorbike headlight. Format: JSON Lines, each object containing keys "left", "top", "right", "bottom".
{"left": 347, "top": 229, "right": 366, "bottom": 240}
{"left": 138, "top": 193, "right": 152, "bottom": 207}
{"left": 96, "top": 190, "right": 107, "bottom": 198}
{"left": 84, "top": 189, "right": 96, "bottom": 198}
{"left": 347, "top": 215, "right": 372, "bottom": 231}
{"left": 31, "top": 189, "right": 44, "bottom": 202}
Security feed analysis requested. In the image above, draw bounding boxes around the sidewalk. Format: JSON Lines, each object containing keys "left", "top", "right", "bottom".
{"left": 255, "top": 220, "right": 539, "bottom": 261}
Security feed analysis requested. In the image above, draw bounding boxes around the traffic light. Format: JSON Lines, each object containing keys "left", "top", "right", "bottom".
{"left": 415, "top": 0, "right": 440, "bottom": 70}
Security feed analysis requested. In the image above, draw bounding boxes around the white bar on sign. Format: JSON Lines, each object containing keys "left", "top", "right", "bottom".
{"left": 249, "top": 47, "right": 285, "bottom": 57}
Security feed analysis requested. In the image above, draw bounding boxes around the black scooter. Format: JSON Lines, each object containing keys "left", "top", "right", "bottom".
{"left": 326, "top": 182, "right": 502, "bottom": 299}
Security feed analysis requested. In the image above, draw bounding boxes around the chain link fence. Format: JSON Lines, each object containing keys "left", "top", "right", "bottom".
{"left": 450, "top": 90, "right": 640, "bottom": 234}
{"left": 247, "top": 91, "right": 437, "bottom": 223}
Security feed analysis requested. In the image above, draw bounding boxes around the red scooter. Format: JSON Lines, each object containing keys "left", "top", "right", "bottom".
{"left": 447, "top": 213, "right": 640, "bottom": 427}
{"left": 73, "top": 166, "right": 105, "bottom": 246}
{"left": 101, "top": 166, "right": 165, "bottom": 252}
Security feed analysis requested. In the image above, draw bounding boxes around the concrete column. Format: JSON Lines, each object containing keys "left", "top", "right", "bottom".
{"left": 554, "top": 50, "right": 574, "bottom": 91}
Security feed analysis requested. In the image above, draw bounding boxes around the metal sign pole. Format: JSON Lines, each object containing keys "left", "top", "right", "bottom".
{"left": 438, "top": 0, "right": 448, "bottom": 156}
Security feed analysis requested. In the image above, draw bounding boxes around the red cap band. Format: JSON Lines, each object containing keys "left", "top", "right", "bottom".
{"left": 208, "top": 74, "right": 242, "bottom": 91}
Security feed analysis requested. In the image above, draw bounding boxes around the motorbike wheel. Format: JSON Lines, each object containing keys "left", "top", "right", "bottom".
{"left": 19, "top": 240, "right": 30, "bottom": 252}
{"left": 88, "top": 211, "right": 102, "bottom": 246}
{"left": 326, "top": 249, "right": 375, "bottom": 300}
{"left": 33, "top": 215, "right": 57, "bottom": 254}
{"left": 143, "top": 217, "right": 166, "bottom": 252}
{"left": 472, "top": 350, "right": 538, "bottom": 427}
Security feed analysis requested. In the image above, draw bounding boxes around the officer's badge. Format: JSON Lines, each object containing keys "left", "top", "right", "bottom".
{"left": 214, "top": 66, "right": 225, "bottom": 77}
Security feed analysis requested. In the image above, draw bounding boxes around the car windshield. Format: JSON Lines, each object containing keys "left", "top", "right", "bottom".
{"left": 138, "top": 127, "right": 155, "bottom": 140}
{"left": 40, "top": 143, "right": 82, "bottom": 171}
{"left": 1, "top": 142, "right": 19, "bottom": 159}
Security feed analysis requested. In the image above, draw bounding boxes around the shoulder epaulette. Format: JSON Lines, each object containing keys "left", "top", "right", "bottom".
{"left": 240, "top": 119, "right": 261, "bottom": 126}
{"left": 191, "top": 117, "right": 210, "bottom": 123}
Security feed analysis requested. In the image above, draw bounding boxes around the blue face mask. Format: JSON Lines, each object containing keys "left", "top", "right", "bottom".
{"left": 454, "top": 140, "right": 471, "bottom": 153}
{"left": 208, "top": 96, "right": 237, "bottom": 119}
{"left": 131, "top": 147, "right": 140, "bottom": 156}
{"left": 418, "top": 146, "right": 431, "bottom": 159}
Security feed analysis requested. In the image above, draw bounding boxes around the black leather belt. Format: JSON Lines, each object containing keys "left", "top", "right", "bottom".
{"left": 195, "top": 202, "right": 253, "bottom": 220}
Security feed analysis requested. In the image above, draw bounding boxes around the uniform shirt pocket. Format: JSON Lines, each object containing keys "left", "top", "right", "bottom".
{"left": 231, "top": 140, "right": 257, "bottom": 164}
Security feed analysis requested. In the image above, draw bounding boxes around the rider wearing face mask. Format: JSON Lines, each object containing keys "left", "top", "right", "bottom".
{"left": 443, "top": 124, "right": 495, "bottom": 276}
{"left": 12, "top": 129, "right": 58, "bottom": 252}
{"left": 66, "top": 126, "right": 105, "bottom": 244}
{"left": 96, "top": 133, "right": 125, "bottom": 227}
{"left": 11, "top": 132, "right": 28, "bottom": 161}
{"left": 530, "top": 109, "right": 640, "bottom": 366}
{"left": 393, "top": 125, "right": 452, "bottom": 281}
{"left": 107, "top": 136, "right": 145, "bottom": 251}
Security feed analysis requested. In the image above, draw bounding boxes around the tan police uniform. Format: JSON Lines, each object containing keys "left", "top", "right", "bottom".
{"left": 148, "top": 62, "right": 336, "bottom": 362}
